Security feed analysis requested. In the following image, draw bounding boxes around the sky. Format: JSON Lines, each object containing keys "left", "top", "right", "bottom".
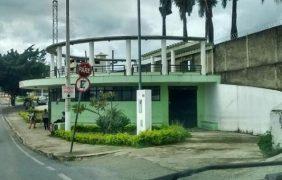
{"left": 0, "top": 0, "right": 281, "bottom": 61}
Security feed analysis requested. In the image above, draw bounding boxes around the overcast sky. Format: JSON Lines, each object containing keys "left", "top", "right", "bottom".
{"left": 0, "top": 0, "right": 281, "bottom": 60}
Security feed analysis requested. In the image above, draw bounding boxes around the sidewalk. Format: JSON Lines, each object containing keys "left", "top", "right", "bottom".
{"left": 2, "top": 105, "right": 129, "bottom": 161}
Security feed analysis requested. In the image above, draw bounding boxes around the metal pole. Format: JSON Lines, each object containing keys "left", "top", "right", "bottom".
{"left": 137, "top": 0, "right": 142, "bottom": 90}
{"left": 65, "top": 0, "right": 71, "bottom": 131}
{"left": 70, "top": 92, "right": 82, "bottom": 153}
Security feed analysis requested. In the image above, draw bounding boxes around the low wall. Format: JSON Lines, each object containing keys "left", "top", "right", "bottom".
{"left": 271, "top": 104, "right": 282, "bottom": 148}
{"left": 204, "top": 84, "right": 282, "bottom": 135}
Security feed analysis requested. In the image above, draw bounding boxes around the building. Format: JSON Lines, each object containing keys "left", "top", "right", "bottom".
{"left": 20, "top": 27, "right": 282, "bottom": 134}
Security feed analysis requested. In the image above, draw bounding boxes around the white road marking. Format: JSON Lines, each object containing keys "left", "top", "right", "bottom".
{"left": 9, "top": 135, "right": 45, "bottom": 166}
{"left": 46, "top": 166, "right": 56, "bottom": 171}
{"left": 58, "top": 173, "right": 72, "bottom": 180}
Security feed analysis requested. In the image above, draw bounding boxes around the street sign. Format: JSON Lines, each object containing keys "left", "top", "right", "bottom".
{"left": 77, "top": 62, "right": 92, "bottom": 77}
{"left": 76, "top": 77, "right": 90, "bottom": 92}
{"left": 62, "top": 85, "right": 75, "bottom": 99}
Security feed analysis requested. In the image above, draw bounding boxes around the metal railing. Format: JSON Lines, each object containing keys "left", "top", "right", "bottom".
{"left": 49, "top": 64, "right": 202, "bottom": 78}
{"left": 168, "top": 64, "right": 202, "bottom": 74}
{"left": 131, "top": 64, "right": 162, "bottom": 75}
{"left": 92, "top": 65, "right": 126, "bottom": 75}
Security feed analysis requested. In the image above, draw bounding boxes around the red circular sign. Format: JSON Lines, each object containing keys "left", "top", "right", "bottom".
{"left": 77, "top": 63, "right": 92, "bottom": 77}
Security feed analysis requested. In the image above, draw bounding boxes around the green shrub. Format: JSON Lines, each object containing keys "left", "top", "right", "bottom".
{"left": 52, "top": 125, "right": 190, "bottom": 147}
{"left": 137, "top": 125, "right": 190, "bottom": 146}
{"left": 19, "top": 111, "right": 29, "bottom": 123}
{"left": 258, "top": 131, "right": 282, "bottom": 157}
{"left": 97, "top": 107, "right": 130, "bottom": 134}
{"left": 71, "top": 124, "right": 101, "bottom": 133}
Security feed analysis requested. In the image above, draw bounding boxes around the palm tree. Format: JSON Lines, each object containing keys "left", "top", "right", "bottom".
{"left": 222, "top": 0, "right": 238, "bottom": 40}
{"left": 159, "top": 0, "right": 173, "bottom": 36}
{"left": 174, "top": 0, "right": 196, "bottom": 38}
{"left": 198, "top": 0, "right": 218, "bottom": 44}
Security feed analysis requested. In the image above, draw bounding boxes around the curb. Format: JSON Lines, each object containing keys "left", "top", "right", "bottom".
{"left": 152, "top": 161, "right": 282, "bottom": 180}
{"left": 3, "top": 115, "right": 119, "bottom": 161}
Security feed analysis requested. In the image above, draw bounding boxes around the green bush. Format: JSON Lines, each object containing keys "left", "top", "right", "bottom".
{"left": 137, "top": 125, "right": 190, "bottom": 146}
{"left": 19, "top": 111, "right": 29, "bottom": 123}
{"left": 97, "top": 107, "right": 130, "bottom": 134}
{"left": 258, "top": 131, "right": 282, "bottom": 157}
{"left": 52, "top": 125, "right": 190, "bottom": 147}
{"left": 71, "top": 124, "right": 101, "bottom": 133}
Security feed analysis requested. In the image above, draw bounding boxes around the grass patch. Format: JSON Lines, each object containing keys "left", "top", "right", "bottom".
{"left": 52, "top": 125, "right": 190, "bottom": 147}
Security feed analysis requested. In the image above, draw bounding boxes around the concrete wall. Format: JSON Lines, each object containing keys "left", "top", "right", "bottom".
{"left": 271, "top": 104, "right": 282, "bottom": 148}
{"left": 214, "top": 25, "right": 282, "bottom": 91}
{"left": 204, "top": 84, "right": 282, "bottom": 135}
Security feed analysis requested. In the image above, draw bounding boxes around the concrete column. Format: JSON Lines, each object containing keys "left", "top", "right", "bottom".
{"left": 57, "top": 46, "right": 62, "bottom": 76}
{"left": 170, "top": 50, "right": 176, "bottom": 73}
{"left": 150, "top": 56, "right": 155, "bottom": 72}
{"left": 89, "top": 42, "right": 95, "bottom": 66}
{"left": 50, "top": 54, "right": 55, "bottom": 78}
{"left": 126, "top": 40, "right": 132, "bottom": 75}
{"left": 161, "top": 39, "right": 168, "bottom": 75}
{"left": 200, "top": 41, "right": 207, "bottom": 75}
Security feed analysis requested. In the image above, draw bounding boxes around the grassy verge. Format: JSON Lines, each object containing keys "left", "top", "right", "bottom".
{"left": 52, "top": 125, "right": 191, "bottom": 147}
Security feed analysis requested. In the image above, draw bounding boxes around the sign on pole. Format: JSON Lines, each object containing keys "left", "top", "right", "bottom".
{"left": 77, "top": 62, "right": 92, "bottom": 77}
{"left": 76, "top": 77, "right": 90, "bottom": 93}
{"left": 62, "top": 85, "right": 75, "bottom": 99}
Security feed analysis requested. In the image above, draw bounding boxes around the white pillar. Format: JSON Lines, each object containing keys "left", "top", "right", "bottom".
{"left": 150, "top": 56, "right": 155, "bottom": 72}
{"left": 171, "top": 50, "right": 176, "bottom": 73}
{"left": 41, "top": 89, "right": 44, "bottom": 96}
{"left": 89, "top": 42, "right": 95, "bottom": 66}
{"left": 50, "top": 54, "right": 55, "bottom": 78}
{"left": 161, "top": 39, "right": 167, "bottom": 75}
{"left": 126, "top": 40, "right": 132, "bottom": 76}
{"left": 200, "top": 41, "right": 207, "bottom": 75}
{"left": 57, "top": 46, "right": 62, "bottom": 76}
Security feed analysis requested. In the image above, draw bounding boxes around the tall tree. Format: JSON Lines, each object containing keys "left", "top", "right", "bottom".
{"left": 0, "top": 46, "right": 48, "bottom": 106}
{"left": 198, "top": 0, "right": 218, "bottom": 44}
{"left": 159, "top": 0, "right": 173, "bottom": 36}
{"left": 174, "top": 0, "right": 196, "bottom": 38}
{"left": 222, "top": 0, "right": 238, "bottom": 40}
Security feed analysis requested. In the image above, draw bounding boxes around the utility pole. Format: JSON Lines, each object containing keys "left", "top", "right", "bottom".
{"left": 65, "top": 0, "right": 71, "bottom": 131}
{"left": 137, "top": 0, "right": 142, "bottom": 90}
{"left": 52, "top": 0, "right": 58, "bottom": 44}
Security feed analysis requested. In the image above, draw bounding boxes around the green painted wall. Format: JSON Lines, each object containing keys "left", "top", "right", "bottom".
{"left": 51, "top": 85, "right": 169, "bottom": 126}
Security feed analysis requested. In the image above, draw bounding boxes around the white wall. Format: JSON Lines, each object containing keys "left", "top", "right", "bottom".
{"left": 204, "top": 84, "right": 282, "bottom": 135}
{"left": 271, "top": 104, "right": 282, "bottom": 148}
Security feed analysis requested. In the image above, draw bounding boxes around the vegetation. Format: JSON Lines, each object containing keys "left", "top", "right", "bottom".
{"left": 52, "top": 125, "right": 190, "bottom": 147}
{"left": 0, "top": 46, "right": 48, "bottom": 106}
{"left": 159, "top": 0, "right": 173, "bottom": 36}
{"left": 174, "top": 0, "right": 195, "bottom": 38}
{"left": 18, "top": 110, "right": 43, "bottom": 123}
{"left": 257, "top": 131, "right": 282, "bottom": 157}
{"left": 73, "top": 92, "right": 130, "bottom": 134}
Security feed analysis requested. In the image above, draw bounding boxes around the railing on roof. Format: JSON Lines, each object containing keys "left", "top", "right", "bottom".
{"left": 49, "top": 64, "right": 202, "bottom": 78}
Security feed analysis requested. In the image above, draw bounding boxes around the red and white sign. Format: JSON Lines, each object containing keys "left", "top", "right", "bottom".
{"left": 77, "top": 62, "right": 92, "bottom": 77}
{"left": 76, "top": 77, "right": 90, "bottom": 92}
{"left": 62, "top": 85, "right": 76, "bottom": 99}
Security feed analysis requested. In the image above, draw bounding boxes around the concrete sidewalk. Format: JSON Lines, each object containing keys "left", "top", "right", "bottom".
{"left": 2, "top": 105, "right": 129, "bottom": 161}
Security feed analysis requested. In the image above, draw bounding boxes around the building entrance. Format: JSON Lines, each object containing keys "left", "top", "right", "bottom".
{"left": 169, "top": 86, "right": 197, "bottom": 128}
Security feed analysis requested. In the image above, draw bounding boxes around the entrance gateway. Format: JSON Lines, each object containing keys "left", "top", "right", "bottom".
{"left": 169, "top": 86, "right": 197, "bottom": 128}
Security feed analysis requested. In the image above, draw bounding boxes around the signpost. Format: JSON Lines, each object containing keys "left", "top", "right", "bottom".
{"left": 70, "top": 62, "right": 91, "bottom": 153}
{"left": 62, "top": 85, "right": 75, "bottom": 99}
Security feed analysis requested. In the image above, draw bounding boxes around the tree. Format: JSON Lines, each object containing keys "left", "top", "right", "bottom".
{"left": 0, "top": 46, "right": 48, "bottom": 106}
{"left": 159, "top": 0, "right": 173, "bottom": 36}
{"left": 174, "top": 0, "right": 196, "bottom": 38}
{"left": 198, "top": 0, "right": 218, "bottom": 44}
{"left": 222, "top": 0, "right": 238, "bottom": 40}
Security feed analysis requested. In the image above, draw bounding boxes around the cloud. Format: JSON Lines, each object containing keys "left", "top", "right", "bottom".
{"left": 0, "top": 0, "right": 281, "bottom": 61}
